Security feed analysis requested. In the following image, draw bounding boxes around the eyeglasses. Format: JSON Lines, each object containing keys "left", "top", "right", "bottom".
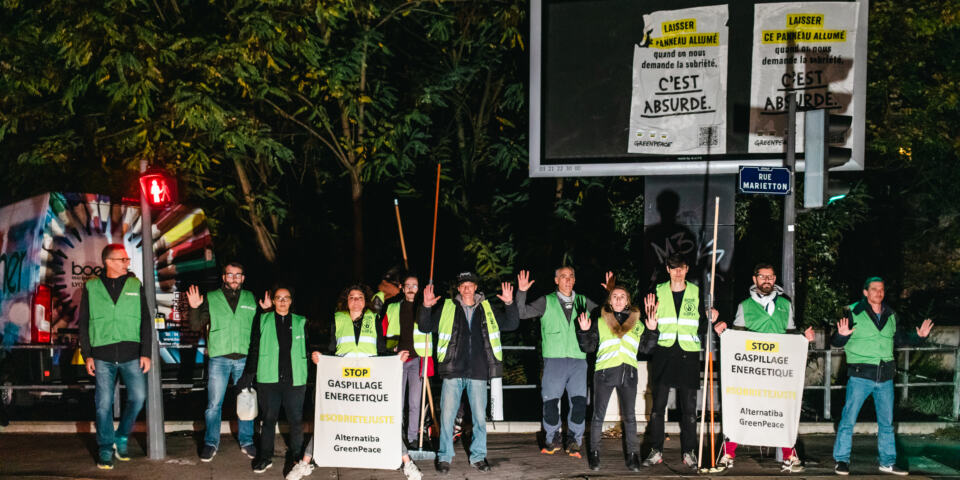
{"left": 403, "top": 284, "right": 419, "bottom": 289}
{"left": 107, "top": 257, "right": 131, "bottom": 263}
{"left": 755, "top": 274, "right": 776, "bottom": 280}
{"left": 274, "top": 296, "right": 292, "bottom": 302}
{"left": 224, "top": 273, "right": 244, "bottom": 279}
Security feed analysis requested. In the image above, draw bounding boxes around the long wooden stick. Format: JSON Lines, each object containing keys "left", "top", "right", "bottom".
{"left": 425, "top": 374, "right": 437, "bottom": 437}
{"left": 698, "top": 197, "right": 721, "bottom": 469}
{"left": 418, "top": 355, "right": 429, "bottom": 448}
{"left": 429, "top": 163, "right": 440, "bottom": 283}
{"left": 394, "top": 199, "right": 409, "bottom": 270}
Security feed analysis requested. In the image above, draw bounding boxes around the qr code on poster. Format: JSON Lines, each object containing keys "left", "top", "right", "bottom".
{"left": 699, "top": 126, "right": 719, "bottom": 147}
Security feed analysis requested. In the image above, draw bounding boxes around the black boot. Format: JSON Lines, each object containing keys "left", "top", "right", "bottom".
{"left": 588, "top": 450, "right": 601, "bottom": 471}
{"left": 626, "top": 452, "right": 641, "bottom": 472}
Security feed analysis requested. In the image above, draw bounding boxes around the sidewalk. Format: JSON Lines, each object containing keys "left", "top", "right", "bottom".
{"left": 1, "top": 431, "right": 957, "bottom": 479}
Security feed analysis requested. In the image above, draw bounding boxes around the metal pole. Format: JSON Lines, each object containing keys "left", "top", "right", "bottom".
{"left": 782, "top": 95, "right": 797, "bottom": 299}
{"left": 901, "top": 350, "right": 910, "bottom": 401}
{"left": 139, "top": 159, "right": 166, "bottom": 459}
{"left": 824, "top": 349, "right": 832, "bottom": 420}
{"left": 953, "top": 346, "right": 960, "bottom": 421}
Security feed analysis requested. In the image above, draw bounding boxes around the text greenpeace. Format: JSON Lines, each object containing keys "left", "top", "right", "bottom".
{"left": 313, "top": 355, "right": 402, "bottom": 469}
{"left": 721, "top": 330, "right": 807, "bottom": 447}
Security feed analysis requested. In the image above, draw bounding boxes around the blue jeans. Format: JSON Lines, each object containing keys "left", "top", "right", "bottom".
{"left": 439, "top": 378, "right": 487, "bottom": 463}
{"left": 94, "top": 358, "right": 146, "bottom": 454}
{"left": 833, "top": 376, "right": 896, "bottom": 466}
{"left": 204, "top": 356, "right": 254, "bottom": 448}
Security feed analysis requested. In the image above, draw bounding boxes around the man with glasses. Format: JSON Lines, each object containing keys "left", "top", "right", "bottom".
{"left": 188, "top": 262, "right": 271, "bottom": 461}
{"left": 78, "top": 244, "right": 152, "bottom": 470}
{"left": 383, "top": 272, "right": 431, "bottom": 448}
{"left": 713, "top": 263, "right": 815, "bottom": 472}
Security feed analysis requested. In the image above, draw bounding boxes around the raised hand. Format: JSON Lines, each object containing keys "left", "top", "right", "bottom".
{"left": 497, "top": 282, "right": 514, "bottom": 304}
{"left": 601, "top": 271, "right": 615, "bottom": 290}
{"left": 714, "top": 321, "right": 727, "bottom": 335}
{"left": 644, "top": 313, "right": 658, "bottom": 331}
{"left": 259, "top": 290, "right": 273, "bottom": 310}
{"left": 644, "top": 293, "right": 659, "bottom": 320}
{"left": 577, "top": 311, "right": 591, "bottom": 331}
{"left": 517, "top": 270, "right": 535, "bottom": 292}
{"left": 917, "top": 318, "right": 934, "bottom": 338}
{"left": 186, "top": 285, "right": 204, "bottom": 309}
{"left": 804, "top": 326, "right": 816, "bottom": 342}
{"left": 423, "top": 284, "right": 440, "bottom": 307}
{"left": 837, "top": 317, "right": 855, "bottom": 336}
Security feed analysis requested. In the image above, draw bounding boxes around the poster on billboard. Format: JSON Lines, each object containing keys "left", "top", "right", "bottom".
{"left": 628, "top": 5, "right": 728, "bottom": 155}
{"left": 748, "top": 2, "right": 860, "bottom": 154}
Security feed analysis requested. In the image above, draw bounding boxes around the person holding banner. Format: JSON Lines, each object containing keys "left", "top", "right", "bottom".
{"left": 515, "top": 267, "right": 608, "bottom": 458}
{"left": 238, "top": 287, "right": 309, "bottom": 474}
{"left": 187, "top": 261, "right": 269, "bottom": 462}
{"left": 642, "top": 254, "right": 718, "bottom": 470}
{"left": 831, "top": 277, "right": 934, "bottom": 476}
{"left": 288, "top": 284, "right": 423, "bottom": 480}
{"left": 383, "top": 273, "right": 431, "bottom": 449}
{"left": 419, "top": 272, "right": 519, "bottom": 474}
{"left": 713, "top": 263, "right": 815, "bottom": 472}
{"left": 575, "top": 284, "right": 659, "bottom": 471}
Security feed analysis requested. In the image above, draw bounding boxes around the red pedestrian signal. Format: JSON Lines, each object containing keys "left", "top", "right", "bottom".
{"left": 139, "top": 169, "right": 177, "bottom": 209}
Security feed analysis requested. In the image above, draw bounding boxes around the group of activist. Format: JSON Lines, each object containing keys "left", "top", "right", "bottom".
{"left": 80, "top": 243, "right": 934, "bottom": 477}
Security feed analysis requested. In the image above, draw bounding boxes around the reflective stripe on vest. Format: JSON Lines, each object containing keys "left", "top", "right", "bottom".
{"left": 334, "top": 311, "right": 379, "bottom": 357}
{"left": 256, "top": 312, "right": 308, "bottom": 386}
{"left": 656, "top": 281, "right": 701, "bottom": 352}
{"left": 384, "top": 301, "right": 432, "bottom": 357}
{"left": 595, "top": 313, "right": 644, "bottom": 371}
{"left": 207, "top": 289, "right": 257, "bottom": 357}
{"left": 436, "top": 299, "right": 502, "bottom": 362}
{"left": 86, "top": 277, "right": 142, "bottom": 347}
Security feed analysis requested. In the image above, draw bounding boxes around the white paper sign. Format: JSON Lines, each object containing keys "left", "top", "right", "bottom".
{"left": 628, "top": 5, "right": 728, "bottom": 155}
{"left": 748, "top": 2, "right": 860, "bottom": 153}
{"left": 720, "top": 329, "right": 807, "bottom": 447}
{"left": 313, "top": 355, "right": 402, "bottom": 469}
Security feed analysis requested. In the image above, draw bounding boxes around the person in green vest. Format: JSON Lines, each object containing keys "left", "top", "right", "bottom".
{"left": 287, "top": 284, "right": 423, "bottom": 480}
{"left": 239, "top": 286, "right": 309, "bottom": 474}
{"left": 831, "top": 277, "right": 933, "bottom": 476}
{"left": 642, "top": 254, "right": 718, "bottom": 470}
{"left": 383, "top": 272, "right": 432, "bottom": 449}
{"left": 712, "top": 263, "right": 815, "bottom": 472}
{"left": 187, "top": 261, "right": 272, "bottom": 462}
{"left": 419, "top": 271, "right": 519, "bottom": 474}
{"left": 78, "top": 244, "right": 152, "bottom": 470}
{"left": 575, "top": 283, "right": 659, "bottom": 471}
{"left": 515, "top": 267, "right": 611, "bottom": 458}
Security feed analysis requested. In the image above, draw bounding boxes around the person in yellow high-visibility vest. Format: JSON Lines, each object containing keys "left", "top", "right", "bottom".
{"left": 641, "top": 254, "right": 718, "bottom": 470}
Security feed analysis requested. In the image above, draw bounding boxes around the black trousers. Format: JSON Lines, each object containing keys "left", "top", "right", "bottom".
{"left": 257, "top": 383, "right": 306, "bottom": 462}
{"left": 647, "top": 383, "right": 698, "bottom": 454}
{"left": 589, "top": 365, "right": 638, "bottom": 454}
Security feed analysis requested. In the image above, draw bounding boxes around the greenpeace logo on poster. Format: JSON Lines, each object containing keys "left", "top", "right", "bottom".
{"left": 749, "top": 2, "right": 860, "bottom": 154}
{"left": 628, "top": 5, "right": 728, "bottom": 155}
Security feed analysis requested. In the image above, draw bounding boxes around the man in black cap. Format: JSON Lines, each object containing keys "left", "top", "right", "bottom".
{"left": 419, "top": 272, "right": 519, "bottom": 474}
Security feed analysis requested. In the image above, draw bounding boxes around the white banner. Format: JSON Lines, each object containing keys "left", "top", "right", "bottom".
{"left": 748, "top": 2, "right": 860, "bottom": 153}
{"left": 628, "top": 5, "right": 728, "bottom": 155}
{"left": 720, "top": 329, "right": 807, "bottom": 447}
{"left": 313, "top": 355, "right": 402, "bottom": 469}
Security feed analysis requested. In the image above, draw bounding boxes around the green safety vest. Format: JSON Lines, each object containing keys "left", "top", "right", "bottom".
{"left": 844, "top": 302, "right": 895, "bottom": 365}
{"left": 256, "top": 312, "right": 308, "bottom": 386}
{"left": 436, "top": 299, "right": 502, "bottom": 362}
{"left": 656, "top": 281, "right": 702, "bottom": 352}
{"left": 384, "top": 301, "right": 432, "bottom": 357}
{"left": 741, "top": 296, "right": 791, "bottom": 334}
{"left": 206, "top": 289, "right": 257, "bottom": 357}
{"left": 86, "top": 277, "right": 142, "bottom": 347}
{"left": 595, "top": 310, "right": 645, "bottom": 371}
{"left": 540, "top": 292, "right": 586, "bottom": 359}
{"left": 334, "top": 310, "right": 379, "bottom": 358}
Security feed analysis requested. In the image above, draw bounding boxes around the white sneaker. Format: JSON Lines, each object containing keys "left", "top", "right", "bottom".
{"left": 403, "top": 460, "right": 423, "bottom": 480}
{"left": 285, "top": 460, "right": 314, "bottom": 480}
{"left": 682, "top": 451, "right": 698, "bottom": 469}
{"left": 782, "top": 455, "right": 804, "bottom": 473}
{"left": 719, "top": 454, "right": 734, "bottom": 468}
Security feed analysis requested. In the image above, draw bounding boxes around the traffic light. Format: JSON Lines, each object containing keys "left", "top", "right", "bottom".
{"left": 803, "top": 109, "right": 852, "bottom": 208}
{"left": 138, "top": 168, "right": 177, "bottom": 209}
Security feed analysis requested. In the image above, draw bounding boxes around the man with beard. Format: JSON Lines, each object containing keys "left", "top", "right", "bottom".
{"left": 713, "top": 263, "right": 815, "bottom": 472}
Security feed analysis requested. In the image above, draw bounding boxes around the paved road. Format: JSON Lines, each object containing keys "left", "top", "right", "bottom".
{"left": 1, "top": 432, "right": 957, "bottom": 479}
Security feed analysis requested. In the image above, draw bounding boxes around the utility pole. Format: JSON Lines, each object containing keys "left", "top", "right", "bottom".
{"left": 139, "top": 159, "right": 166, "bottom": 459}
{"left": 782, "top": 95, "right": 797, "bottom": 300}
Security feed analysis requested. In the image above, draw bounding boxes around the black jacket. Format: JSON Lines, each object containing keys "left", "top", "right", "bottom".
{"left": 417, "top": 293, "right": 519, "bottom": 380}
